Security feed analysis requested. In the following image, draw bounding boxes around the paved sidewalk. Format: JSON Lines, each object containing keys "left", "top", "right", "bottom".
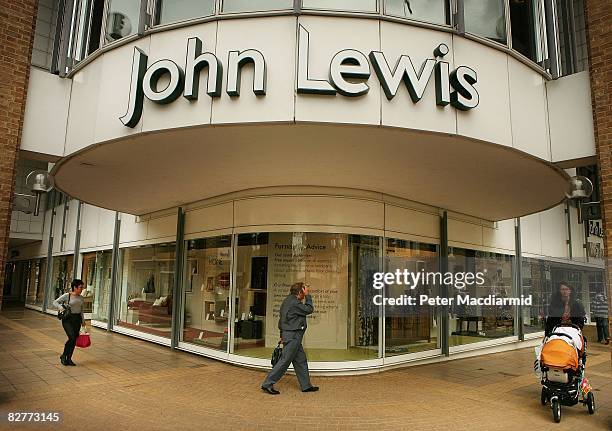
{"left": 0, "top": 308, "right": 610, "bottom": 431}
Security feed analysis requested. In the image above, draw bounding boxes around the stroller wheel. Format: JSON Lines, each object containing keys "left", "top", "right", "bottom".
{"left": 587, "top": 392, "right": 595, "bottom": 414}
{"left": 540, "top": 387, "right": 547, "bottom": 406}
{"left": 551, "top": 397, "right": 561, "bottom": 423}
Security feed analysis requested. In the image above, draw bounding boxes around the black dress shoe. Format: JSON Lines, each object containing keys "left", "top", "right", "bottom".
{"left": 261, "top": 386, "right": 280, "bottom": 395}
{"left": 60, "top": 355, "right": 68, "bottom": 366}
{"left": 302, "top": 386, "right": 319, "bottom": 392}
{"left": 66, "top": 359, "right": 76, "bottom": 366}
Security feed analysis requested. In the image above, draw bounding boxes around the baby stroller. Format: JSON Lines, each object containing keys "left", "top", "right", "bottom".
{"left": 538, "top": 323, "right": 595, "bottom": 422}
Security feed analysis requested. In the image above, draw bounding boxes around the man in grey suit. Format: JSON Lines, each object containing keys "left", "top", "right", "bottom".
{"left": 261, "top": 282, "right": 319, "bottom": 395}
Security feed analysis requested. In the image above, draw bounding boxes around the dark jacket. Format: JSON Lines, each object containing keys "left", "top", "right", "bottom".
{"left": 545, "top": 300, "right": 586, "bottom": 336}
{"left": 278, "top": 294, "right": 314, "bottom": 331}
{"left": 591, "top": 295, "right": 609, "bottom": 318}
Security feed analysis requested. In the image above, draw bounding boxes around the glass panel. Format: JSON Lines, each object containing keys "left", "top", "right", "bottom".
{"left": 303, "top": 0, "right": 377, "bottom": 13}
{"left": 26, "top": 260, "right": 39, "bottom": 306}
{"left": 105, "top": 0, "right": 140, "bottom": 43}
{"left": 510, "top": 0, "right": 542, "bottom": 61}
{"left": 385, "top": 238, "right": 439, "bottom": 356}
{"left": 448, "top": 249, "right": 515, "bottom": 347}
{"left": 116, "top": 243, "right": 176, "bottom": 338}
{"left": 464, "top": 0, "right": 507, "bottom": 44}
{"left": 36, "top": 258, "right": 47, "bottom": 307}
{"left": 233, "top": 232, "right": 380, "bottom": 361}
{"left": 158, "top": 0, "right": 215, "bottom": 25}
{"left": 182, "top": 236, "right": 232, "bottom": 350}
{"left": 84, "top": 250, "right": 113, "bottom": 322}
{"left": 47, "top": 256, "right": 74, "bottom": 311}
{"left": 385, "top": 0, "right": 448, "bottom": 25}
{"left": 521, "top": 258, "right": 550, "bottom": 334}
{"left": 222, "top": 0, "right": 293, "bottom": 13}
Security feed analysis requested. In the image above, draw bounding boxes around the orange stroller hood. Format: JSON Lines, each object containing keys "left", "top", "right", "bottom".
{"left": 541, "top": 339, "right": 579, "bottom": 371}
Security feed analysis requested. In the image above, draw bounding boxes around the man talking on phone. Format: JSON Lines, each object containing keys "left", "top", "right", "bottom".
{"left": 261, "top": 282, "right": 319, "bottom": 395}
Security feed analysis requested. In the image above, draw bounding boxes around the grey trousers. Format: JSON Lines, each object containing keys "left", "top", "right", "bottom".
{"left": 262, "top": 329, "right": 312, "bottom": 390}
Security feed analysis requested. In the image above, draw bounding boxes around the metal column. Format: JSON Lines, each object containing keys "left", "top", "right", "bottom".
{"left": 440, "top": 211, "right": 449, "bottom": 356}
{"left": 107, "top": 212, "right": 121, "bottom": 331}
{"left": 170, "top": 208, "right": 185, "bottom": 349}
{"left": 515, "top": 218, "right": 524, "bottom": 341}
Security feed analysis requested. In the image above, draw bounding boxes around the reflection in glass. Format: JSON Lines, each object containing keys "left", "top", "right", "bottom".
{"left": 385, "top": 239, "right": 439, "bottom": 356}
{"left": 83, "top": 251, "right": 113, "bottom": 322}
{"left": 303, "top": 0, "right": 377, "bottom": 13}
{"left": 232, "top": 232, "right": 379, "bottom": 361}
{"left": 448, "top": 248, "right": 514, "bottom": 347}
{"left": 510, "top": 0, "right": 542, "bottom": 61}
{"left": 521, "top": 258, "right": 550, "bottom": 334}
{"left": 116, "top": 243, "right": 176, "bottom": 338}
{"left": 222, "top": 0, "right": 293, "bottom": 13}
{"left": 36, "top": 259, "right": 47, "bottom": 307}
{"left": 105, "top": 0, "right": 140, "bottom": 43}
{"left": 464, "top": 0, "right": 507, "bottom": 44}
{"left": 26, "top": 260, "right": 39, "bottom": 306}
{"left": 158, "top": 0, "right": 215, "bottom": 25}
{"left": 385, "top": 0, "right": 448, "bottom": 25}
{"left": 182, "top": 236, "right": 232, "bottom": 351}
{"left": 47, "top": 256, "right": 74, "bottom": 311}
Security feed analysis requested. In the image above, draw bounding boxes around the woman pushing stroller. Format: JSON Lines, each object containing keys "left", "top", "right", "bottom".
{"left": 538, "top": 281, "right": 594, "bottom": 422}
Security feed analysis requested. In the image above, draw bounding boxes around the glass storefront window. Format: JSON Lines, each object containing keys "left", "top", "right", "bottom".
{"left": 25, "top": 260, "right": 41, "bottom": 306}
{"left": 82, "top": 250, "right": 113, "bottom": 321}
{"left": 47, "top": 255, "right": 74, "bottom": 311}
{"left": 115, "top": 243, "right": 176, "bottom": 338}
{"left": 448, "top": 248, "right": 514, "bottom": 347}
{"left": 222, "top": 0, "right": 293, "bottom": 13}
{"left": 464, "top": 0, "right": 507, "bottom": 44}
{"left": 510, "top": 0, "right": 543, "bottom": 62}
{"left": 105, "top": 0, "right": 140, "bottom": 44}
{"left": 521, "top": 258, "right": 550, "bottom": 334}
{"left": 36, "top": 258, "right": 47, "bottom": 307}
{"left": 157, "top": 0, "right": 215, "bottom": 25}
{"left": 182, "top": 236, "right": 232, "bottom": 350}
{"left": 232, "top": 232, "right": 379, "bottom": 362}
{"left": 385, "top": 238, "right": 439, "bottom": 356}
{"left": 302, "top": 0, "right": 377, "bottom": 13}
{"left": 385, "top": 0, "right": 448, "bottom": 25}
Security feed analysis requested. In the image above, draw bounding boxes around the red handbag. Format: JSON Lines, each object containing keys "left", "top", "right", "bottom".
{"left": 76, "top": 332, "right": 91, "bottom": 348}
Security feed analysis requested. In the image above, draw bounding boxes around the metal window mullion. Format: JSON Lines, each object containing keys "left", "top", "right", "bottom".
{"left": 379, "top": 235, "right": 385, "bottom": 359}
{"left": 504, "top": 0, "right": 512, "bottom": 48}
{"left": 51, "top": 0, "right": 67, "bottom": 74}
{"left": 454, "top": 0, "right": 465, "bottom": 35}
{"left": 138, "top": 0, "right": 148, "bottom": 35}
{"left": 293, "top": 0, "right": 301, "bottom": 15}
{"left": 170, "top": 208, "right": 186, "bottom": 349}
{"left": 99, "top": 0, "right": 110, "bottom": 47}
{"left": 228, "top": 233, "right": 238, "bottom": 354}
{"left": 440, "top": 211, "right": 449, "bottom": 356}
{"left": 543, "top": 0, "right": 560, "bottom": 77}
{"left": 107, "top": 212, "right": 121, "bottom": 331}
{"left": 58, "top": 0, "right": 76, "bottom": 77}
{"left": 566, "top": 0, "right": 578, "bottom": 73}
{"left": 72, "top": 201, "right": 82, "bottom": 280}
{"left": 515, "top": 218, "right": 524, "bottom": 341}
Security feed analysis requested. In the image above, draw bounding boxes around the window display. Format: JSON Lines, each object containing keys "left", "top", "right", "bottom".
{"left": 385, "top": 238, "right": 439, "bottom": 356}
{"left": 232, "top": 232, "right": 379, "bottom": 361}
{"left": 116, "top": 243, "right": 176, "bottom": 338}
{"left": 182, "top": 236, "right": 232, "bottom": 351}
{"left": 83, "top": 250, "right": 113, "bottom": 322}
{"left": 448, "top": 248, "right": 515, "bottom": 347}
{"left": 25, "top": 258, "right": 46, "bottom": 308}
{"left": 46, "top": 255, "right": 74, "bottom": 312}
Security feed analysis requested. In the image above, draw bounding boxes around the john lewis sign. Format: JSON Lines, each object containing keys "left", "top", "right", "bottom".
{"left": 121, "top": 25, "right": 479, "bottom": 128}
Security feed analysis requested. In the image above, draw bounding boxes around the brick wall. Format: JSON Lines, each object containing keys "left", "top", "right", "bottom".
{"left": 584, "top": 0, "right": 612, "bottom": 339}
{"left": 0, "top": 0, "right": 39, "bottom": 309}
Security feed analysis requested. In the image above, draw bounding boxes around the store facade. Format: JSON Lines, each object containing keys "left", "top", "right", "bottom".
{"left": 9, "top": 0, "right": 606, "bottom": 373}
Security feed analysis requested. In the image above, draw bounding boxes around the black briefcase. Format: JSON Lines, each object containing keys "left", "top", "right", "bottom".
{"left": 271, "top": 341, "right": 283, "bottom": 366}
